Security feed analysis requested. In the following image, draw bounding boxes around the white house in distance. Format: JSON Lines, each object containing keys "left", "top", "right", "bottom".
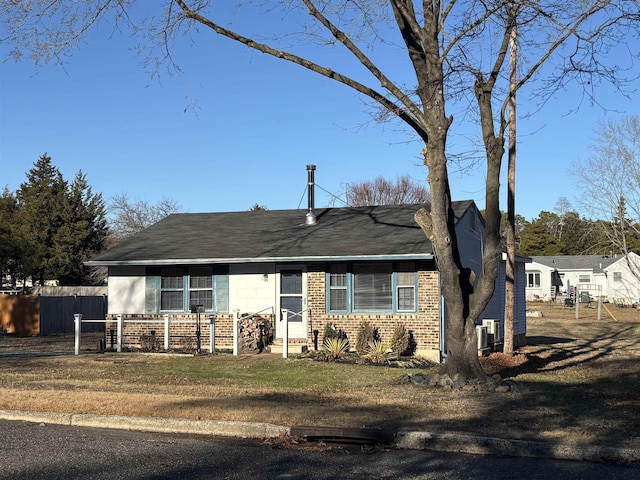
{"left": 525, "top": 253, "right": 640, "bottom": 304}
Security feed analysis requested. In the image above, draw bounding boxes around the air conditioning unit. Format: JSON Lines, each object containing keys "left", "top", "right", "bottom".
{"left": 476, "top": 325, "right": 488, "bottom": 350}
{"left": 482, "top": 319, "right": 502, "bottom": 345}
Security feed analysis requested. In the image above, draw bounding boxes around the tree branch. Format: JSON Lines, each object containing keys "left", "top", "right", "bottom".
{"left": 172, "top": 0, "right": 428, "bottom": 142}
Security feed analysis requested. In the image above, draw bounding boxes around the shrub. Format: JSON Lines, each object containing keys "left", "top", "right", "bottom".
{"left": 139, "top": 332, "right": 160, "bottom": 352}
{"left": 390, "top": 323, "right": 410, "bottom": 356}
{"left": 365, "top": 340, "right": 392, "bottom": 364}
{"left": 322, "top": 336, "right": 350, "bottom": 360}
{"left": 323, "top": 322, "right": 339, "bottom": 342}
{"left": 355, "top": 321, "right": 377, "bottom": 355}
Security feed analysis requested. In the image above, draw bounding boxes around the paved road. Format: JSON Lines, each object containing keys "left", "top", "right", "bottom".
{"left": 1, "top": 419, "right": 638, "bottom": 480}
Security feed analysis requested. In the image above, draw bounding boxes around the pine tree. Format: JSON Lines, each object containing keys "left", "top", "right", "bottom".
{"left": 0, "top": 187, "right": 20, "bottom": 288}
{"left": 518, "top": 218, "right": 563, "bottom": 256}
{"left": 52, "top": 171, "right": 108, "bottom": 285}
{"left": 14, "top": 155, "right": 109, "bottom": 286}
{"left": 14, "top": 154, "right": 67, "bottom": 286}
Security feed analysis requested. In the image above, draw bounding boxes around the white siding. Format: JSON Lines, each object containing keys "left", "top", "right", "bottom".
{"left": 604, "top": 255, "right": 640, "bottom": 302}
{"left": 525, "top": 262, "right": 556, "bottom": 301}
{"left": 107, "top": 266, "right": 146, "bottom": 314}
{"left": 228, "top": 264, "right": 277, "bottom": 314}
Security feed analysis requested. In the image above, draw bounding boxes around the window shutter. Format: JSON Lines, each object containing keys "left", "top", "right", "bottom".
{"left": 145, "top": 274, "right": 159, "bottom": 313}
{"left": 215, "top": 271, "right": 229, "bottom": 313}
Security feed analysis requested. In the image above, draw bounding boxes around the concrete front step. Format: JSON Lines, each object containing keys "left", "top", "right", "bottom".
{"left": 270, "top": 342, "right": 309, "bottom": 354}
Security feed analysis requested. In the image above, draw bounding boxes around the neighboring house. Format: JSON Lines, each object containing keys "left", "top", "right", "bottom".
{"left": 87, "top": 194, "right": 527, "bottom": 360}
{"left": 602, "top": 253, "right": 640, "bottom": 304}
{"left": 525, "top": 254, "right": 640, "bottom": 303}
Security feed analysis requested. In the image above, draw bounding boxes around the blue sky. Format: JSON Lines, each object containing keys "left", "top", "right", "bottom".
{"left": 1, "top": 5, "right": 637, "bottom": 223}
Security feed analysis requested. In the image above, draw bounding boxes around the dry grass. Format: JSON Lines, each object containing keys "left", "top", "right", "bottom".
{"left": 1, "top": 301, "right": 640, "bottom": 449}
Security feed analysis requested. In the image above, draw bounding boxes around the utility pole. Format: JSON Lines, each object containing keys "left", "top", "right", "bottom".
{"left": 504, "top": 18, "right": 518, "bottom": 356}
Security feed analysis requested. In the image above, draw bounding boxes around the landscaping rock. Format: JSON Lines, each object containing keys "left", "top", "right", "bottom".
{"left": 409, "top": 374, "right": 429, "bottom": 386}
{"left": 452, "top": 376, "right": 468, "bottom": 389}
{"left": 505, "top": 380, "right": 530, "bottom": 393}
{"left": 437, "top": 374, "right": 453, "bottom": 387}
{"left": 392, "top": 374, "right": 412, "bottom": 385}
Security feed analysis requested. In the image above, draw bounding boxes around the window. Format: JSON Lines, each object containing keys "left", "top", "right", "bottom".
{"left": 579, "top": 275, "right": 591, "bottom": 283}
{"left": 153, "top": 266, "right": 228, "bottom": 313}
{"left": 189, "top": 267, "right": 213, "bottom": 310}
{"left": 396, "top": 267, "right": 416, "bottom": 311}
{"left": 614, "top": 272, "right": 622, "bottom": 282}
{"left": 161, "top": 268, "right": 184, "bottom": 311}
{"left": 527, "top": 272, "right": 541, "bottom": 288}
{"left": 353, "top": 263, "right": 393, "bottom": 310}
{"left": 329, "top": 265, "right": 348, "bottom": 311}
{"left": 326, "top": 263, "right": 416, "bottom": 313}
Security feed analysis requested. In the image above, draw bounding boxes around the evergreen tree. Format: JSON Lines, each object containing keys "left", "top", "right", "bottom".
{"left": 0, "top": 187, "right": 20, "bottom": 288}
{"left": 14, "top": 154, "right": 67, "bottom": 285}
{"left": 52, "top": 171, "right": 108, "bottom": 285}
{"left": 13, "top": 154, "right": 108, "bottom": 286}
{"left": 560, "top": 212, "right": 600, "bottom": 255}
{"left": 518, "top": 217, "right": 563, "bottom": 256}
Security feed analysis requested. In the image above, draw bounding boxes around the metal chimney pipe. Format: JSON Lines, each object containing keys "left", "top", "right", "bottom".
{"left": 305, "top": 164, "right": 317, "bottom": 225}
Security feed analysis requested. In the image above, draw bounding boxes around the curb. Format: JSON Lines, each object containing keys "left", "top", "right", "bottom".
{"left": 0, "top": 409, "right": 289, "bottom": 440}
{"left": 1, "top": 410, "right": 638, "bottom": 466}
{"left": 394, "top": 431, "right": 640, "bottom": 465}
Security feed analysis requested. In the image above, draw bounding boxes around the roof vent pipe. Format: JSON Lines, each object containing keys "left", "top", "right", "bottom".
{"left": 305, "top": 164, "right": 317, "bottom": 225}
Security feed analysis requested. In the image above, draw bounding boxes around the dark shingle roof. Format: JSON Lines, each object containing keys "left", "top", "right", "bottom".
{"left": 88, "top": 201, "right": 474, "bottom": 266}
{"left": 531, "top": 255, "right": 619, "bottom": 273}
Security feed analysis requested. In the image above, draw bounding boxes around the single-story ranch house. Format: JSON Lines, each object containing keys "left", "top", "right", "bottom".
{"left": 87, "top": 195, "right": 528, "bottom": 361}
{"left": 525, "top": 253, "right": 640, "bottom": 304}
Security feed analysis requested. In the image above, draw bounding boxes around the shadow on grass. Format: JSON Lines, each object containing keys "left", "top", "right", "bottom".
{"left": 496, "top": 325, "right": 639, "bottom": 378}
{"left": 526, "top": 335, "right": 574, "bottom": 346}
{"left": 156, "top": 321, "right": 640, "bottom": 450}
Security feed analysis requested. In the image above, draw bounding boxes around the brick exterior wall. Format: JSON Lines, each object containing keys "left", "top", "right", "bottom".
{"left": 306, "top": 262, "right": 441, "bottom": 360}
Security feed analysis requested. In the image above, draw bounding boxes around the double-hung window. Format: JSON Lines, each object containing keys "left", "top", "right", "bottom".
{"left": 396, "top": 267, "right": 416, "bottom": 311}
{"left": 160, "top": 268, "right": 184, "bottom": 311}
{"left": 327, "top": 263, "right": 417, "bottom": 313}
{"left": 328, "top": 265, "right": 348, "bottom": 312}
{"left": 613, "top": 272, "right": 622, "bottom": 282}
{"left": 189, "top": 267, "right": 213, "bottom": 311}
{"left": 153, "top": 266, "right": 228, "bottom": 313}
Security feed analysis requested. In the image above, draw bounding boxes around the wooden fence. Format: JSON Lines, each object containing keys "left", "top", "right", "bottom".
{"left": 0, "top": 295, "right": 107, "bottom": 335}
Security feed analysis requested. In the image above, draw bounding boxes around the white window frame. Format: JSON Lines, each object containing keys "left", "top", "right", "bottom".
{"left": 527, "top": 271, "right": 541, "bottom": 288}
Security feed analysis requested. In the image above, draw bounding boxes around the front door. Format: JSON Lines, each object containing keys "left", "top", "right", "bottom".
{"left": 277, "top": 268, "right": 307, "bottom": 339}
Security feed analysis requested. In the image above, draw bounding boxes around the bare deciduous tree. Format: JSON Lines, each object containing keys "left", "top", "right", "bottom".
{"left": 574, "top": 115, "right": 640, "bottom": 279}
{"left": 346, "top": 175, "right": 429, "bottom": 207}
{"left": 108, "top": 193, "right": 181, "bottom": 242}
{"left": 2, "top": 1, "right": 636, "bottom": 379}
